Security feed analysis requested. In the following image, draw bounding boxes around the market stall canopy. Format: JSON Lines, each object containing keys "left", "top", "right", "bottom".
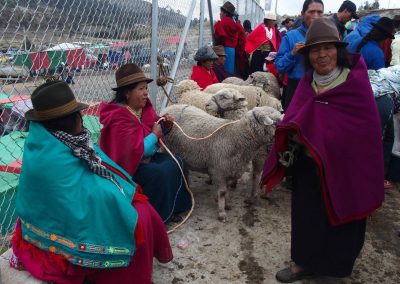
{"left": 45, "top": 43, "right": 82, "bottom": 51}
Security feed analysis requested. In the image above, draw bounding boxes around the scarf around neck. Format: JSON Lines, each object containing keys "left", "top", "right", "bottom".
{"left": 50, "top": 128, "right": 114, "bottom": 182}
{"left": 313, "top": 67, "right": 342, "bottom": 86}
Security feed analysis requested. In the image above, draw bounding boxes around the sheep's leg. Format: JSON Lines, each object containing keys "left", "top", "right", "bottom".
{"left": 212, "top": 173, "right": 228, "bottom": 222}
{"left": 246, "top": 160, "right": 261, "bottom": 204}
{"left": 225, "top": 179, "right": 237, "bottom": 210}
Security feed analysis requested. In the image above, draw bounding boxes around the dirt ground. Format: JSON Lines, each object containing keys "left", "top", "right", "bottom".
{"left": 152, "top": 171, "right": 400, "bottom": 284}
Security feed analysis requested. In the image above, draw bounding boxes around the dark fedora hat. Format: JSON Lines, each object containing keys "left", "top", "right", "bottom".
{"left": 221, "top": 1, "right": 235, "bottom": 16}
{"left": 112, "top": 63, "right": 153, "bottom": 91}
{"left": 299, "top": 17, "right": 348, "bottom": 54}
{"left": 25, "top": 80, "right": 88, "bottom": 121}
{"left": 372, "top": 17, "right": 395, "bottom": 39}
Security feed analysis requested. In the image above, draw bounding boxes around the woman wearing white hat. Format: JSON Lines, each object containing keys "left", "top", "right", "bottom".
{"left": 245, "top": 11, "right": 282, "bottom": 74}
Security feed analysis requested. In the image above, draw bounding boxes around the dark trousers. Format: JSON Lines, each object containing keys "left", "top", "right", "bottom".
{"left": 375, "top": 95, "right": 394, "bottom": 178}
{"left": 283, "top": 78, "right": 300, "bottom": 112}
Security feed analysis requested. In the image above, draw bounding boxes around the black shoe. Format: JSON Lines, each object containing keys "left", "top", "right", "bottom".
{"left": 275, "top": 267, "right": 314, "bottom": 283}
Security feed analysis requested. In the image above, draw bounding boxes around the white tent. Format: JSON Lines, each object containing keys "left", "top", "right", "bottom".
{"left": 45, "top": 43, "right": 82, "bottom": 51}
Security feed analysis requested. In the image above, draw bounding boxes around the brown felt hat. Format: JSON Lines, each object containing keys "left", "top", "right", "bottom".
{"left": 212, "top": 45, "right": 226, "bottom": 56}
{"left": 221, "top": 1, "right": 235, "bottom": 16}
{"left": 299, "top": 17, "right": 348, "bottom": 54}
{"left": 25, "top": 80, "right": 88, "bottom": 121}
{"left": 112, "top": 63, "right": 153, "bottom": 91}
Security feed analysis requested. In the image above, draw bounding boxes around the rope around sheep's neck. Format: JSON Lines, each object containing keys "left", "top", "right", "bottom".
{"left": 171, "top": 119, "right": 240, "bottom": 140}
{"left": 157, "top": 117, "right": 241, "bottom": 234}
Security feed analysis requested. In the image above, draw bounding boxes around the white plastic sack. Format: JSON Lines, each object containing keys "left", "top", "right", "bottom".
{"left": 392, "top": 113, "right": 400, "bottom": 157}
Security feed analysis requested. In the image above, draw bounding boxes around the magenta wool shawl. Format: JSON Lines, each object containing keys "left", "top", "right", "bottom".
{"left": 261, "top": 55, "right": 384, "bottom": 226}
{"left": 99, "top": 99, "right": 159, "bottom": 177}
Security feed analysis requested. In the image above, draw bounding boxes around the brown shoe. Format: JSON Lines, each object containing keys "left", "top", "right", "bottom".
{"left": 275, "top": 267, "right": 314, "bottom": 283}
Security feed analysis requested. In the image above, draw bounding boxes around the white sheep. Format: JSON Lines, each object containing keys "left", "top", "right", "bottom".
{"left": 205, "top": 94, "right": 276, "bottom": 201}
{"left": 174, "top": 80, "right": 248, "bottom": 119}
{"left": 204, "top": 83, "right": 282, "bottom": 112}
{"left": 161, "top": 104, "right": 282, "bottom": 221}
{"left": 222, "top": 71, "right": 281, "bottom": 99}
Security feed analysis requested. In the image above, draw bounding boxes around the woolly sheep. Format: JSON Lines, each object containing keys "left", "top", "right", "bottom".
{"left": 222, "top": 71, "right": 281, "bottom": 99}
{"left": 174, "top": 80, "right": 248, "bottom": 119}
{"left": 204, "top": 83, "right": 282, "bottom": 112}
{"left": 160, "top": 104, "right": 282, "bottom": 221}
{"left": 245, "top": 71, "right": 280, "bottom": 99}
{"left": 205, "top": 96, "right": 277, "bottom": 201}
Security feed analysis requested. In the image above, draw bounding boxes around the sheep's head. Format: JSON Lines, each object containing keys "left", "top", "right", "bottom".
{"left": 205, "top": 88, "right": 248, "bottom": 118}
{"left": 175, "top": 80, "right": 201, "bottom": 95}
{"left": 246, "top": 71, "right": 280, "bottom": 98}
{"left": 246, "top": 106, "right": 283, "bottom": 142}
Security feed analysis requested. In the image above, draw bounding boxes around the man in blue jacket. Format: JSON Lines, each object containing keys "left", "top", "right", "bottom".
{"left": 275, "top": 0, "right": 324, "bottom": 111}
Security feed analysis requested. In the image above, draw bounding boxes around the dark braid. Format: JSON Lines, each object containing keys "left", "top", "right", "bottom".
{"left": 356, "top": 27, "right": 391, "bottom": 52}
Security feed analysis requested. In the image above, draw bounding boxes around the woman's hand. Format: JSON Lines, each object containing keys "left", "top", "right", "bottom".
{"left": 163, "top": 113, "right": 175, "bottom": 123}
{"left": 152, "top": 122, "right": 163, "bottom": 138}
{"left": 291, "top": 42, "right": 305, "bottom": 56}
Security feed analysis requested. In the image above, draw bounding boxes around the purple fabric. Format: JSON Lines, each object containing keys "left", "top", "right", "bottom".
{"left": 261, "top": 54, "right": 384, "bottom": 225}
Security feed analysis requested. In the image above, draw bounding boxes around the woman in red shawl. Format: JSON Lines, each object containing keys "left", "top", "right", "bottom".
{"left": 214, "top": 1, "right": 239, "bottom": 74}
{"left": 245, "top": 11, "right": 282, "bottom": 74}
{"left": 100, "top": 64, "right": 192, "bottom": 223}
{"left": 261, "top": 18, "right": 384, "bottom": 282}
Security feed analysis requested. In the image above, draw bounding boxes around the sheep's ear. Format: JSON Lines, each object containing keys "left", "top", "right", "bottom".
{"left": 263, "top": 116, "right": 274, "bottom": 126}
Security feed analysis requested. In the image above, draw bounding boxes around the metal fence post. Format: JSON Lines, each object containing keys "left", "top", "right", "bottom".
{"left": 207, "top": 0, "right": 215, "bottom": 43}
{"left": 161, "top": 0, "right": 197, "bottom": 109}
{"left": 149, "top": 0, "right": 159, "bottom": 107}
{"left": 199, "top": 0, "right": 205, "bottom": 49}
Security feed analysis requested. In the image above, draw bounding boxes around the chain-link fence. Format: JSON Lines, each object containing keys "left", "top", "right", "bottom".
{"left": 0, "top": 0, "right": 264, "bottom": 254}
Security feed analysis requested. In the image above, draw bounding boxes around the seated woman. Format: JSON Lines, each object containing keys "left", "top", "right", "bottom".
{"left": 190, "top": 46, "right": 219, "bottom": 90}
{"left": 11, "top": 80, "right": 172, "bottom": 284}
{"left": 99, "top": 64, "right": 192, "bottom": 223}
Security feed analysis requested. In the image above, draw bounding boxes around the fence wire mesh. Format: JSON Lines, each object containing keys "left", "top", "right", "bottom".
{"left": 0, "top": 0, "right": 264, "bottom": 254}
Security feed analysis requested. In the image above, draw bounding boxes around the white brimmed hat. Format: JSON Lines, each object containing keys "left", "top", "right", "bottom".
{"left": 264, "top": 11, "right": 277, "bottom": 21}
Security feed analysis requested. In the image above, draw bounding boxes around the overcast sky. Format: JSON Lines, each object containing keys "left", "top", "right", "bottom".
{"left": 266, "top": 0, "right": 400, "bottom": 15}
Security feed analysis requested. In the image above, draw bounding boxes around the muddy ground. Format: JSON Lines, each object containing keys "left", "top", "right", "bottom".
{"left": 152, "top": 171, "right": 400, "bottom": 284}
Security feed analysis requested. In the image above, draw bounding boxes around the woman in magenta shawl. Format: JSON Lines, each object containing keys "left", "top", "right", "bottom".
{"left": 100, "top": 64, "right": 192, "bottom": 223}
{"left": 261, "top": 18, "right": 384, "bottom": 282}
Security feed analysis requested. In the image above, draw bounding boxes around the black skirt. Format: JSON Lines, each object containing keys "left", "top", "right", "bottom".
{"left": 290, "top": 151, "right": 366, "bottom": 277}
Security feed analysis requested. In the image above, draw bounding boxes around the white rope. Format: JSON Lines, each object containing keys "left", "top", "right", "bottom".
{"left": 171, "top": 119, "right": 240, "bottom": 141}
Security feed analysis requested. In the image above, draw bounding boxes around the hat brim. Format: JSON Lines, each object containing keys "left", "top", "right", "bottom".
{"left": 298, "top": 40, "right": 348, "bottom": 55}
{"left": 111, "top": 78, "right": 153, "bottom": 91}
{"left": 25, "top": 102, "right": 89, "bottom": 121}
{"left": 372, "top": 23, "right": 395, "bottom": 39}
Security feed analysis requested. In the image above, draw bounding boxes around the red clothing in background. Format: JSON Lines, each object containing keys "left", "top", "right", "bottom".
{"left": 235, "top": 22, "right": 249, "bottom": 79}
{"left": 190, "top": 65, "right": 219, "bottom": 90}
{"left": 245, "top": 24, "right": 282, "bottom": 54}
{"left": 214, "top": 16, "right": 239, "bottom": 48}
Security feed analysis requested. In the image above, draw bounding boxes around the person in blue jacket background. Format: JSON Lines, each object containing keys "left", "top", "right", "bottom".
{"left": 346, "top": 17, "right": 394, "bottom": 70}
{"left": 274, "top": 0, "right": 324, "bottom": 111}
